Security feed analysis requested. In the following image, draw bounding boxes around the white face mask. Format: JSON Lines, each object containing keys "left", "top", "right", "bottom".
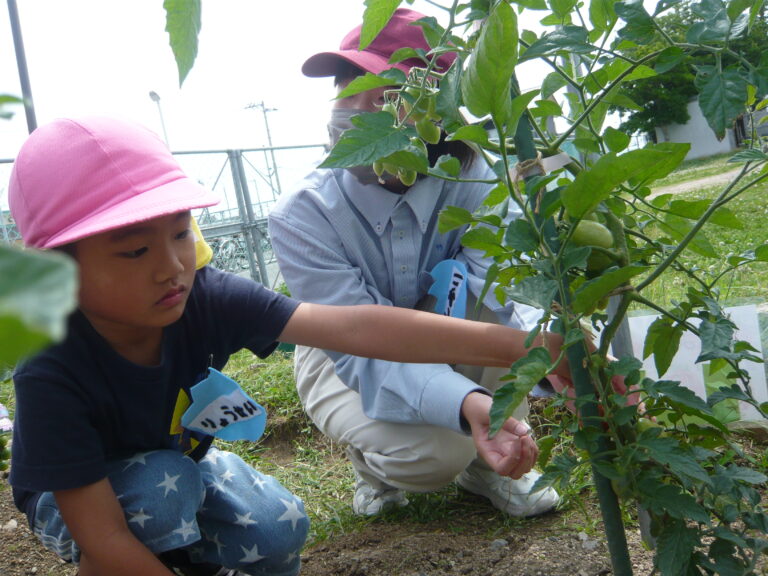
{"left": 327, "top": 108, "right": 359, "bottom": 147}
{"left": 326, "top": 108, "right": 382, "bottom": 186}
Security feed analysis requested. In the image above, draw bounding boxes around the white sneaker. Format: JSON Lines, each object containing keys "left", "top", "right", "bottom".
{"left": 456, "top": 465, "right": 560, "bottom": 517}
{"left": 352, "top": 473, "right": 409, "bottom": 516}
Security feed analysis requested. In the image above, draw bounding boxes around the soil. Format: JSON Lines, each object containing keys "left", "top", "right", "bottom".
{"left": 0, "top": 445, "right": 657, "bottom": 576}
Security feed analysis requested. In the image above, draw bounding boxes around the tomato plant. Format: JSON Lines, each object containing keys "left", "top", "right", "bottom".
{"left": 320, "top": 1, "right": 768, "bottom": 574}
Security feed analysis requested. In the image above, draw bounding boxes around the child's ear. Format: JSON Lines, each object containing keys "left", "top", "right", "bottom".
{"left": 191, "top": 218, "right": 212, "bottom": 269}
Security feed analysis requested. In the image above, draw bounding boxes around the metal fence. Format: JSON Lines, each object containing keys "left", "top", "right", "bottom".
{"left": 0, "top": 143, "right": 327, "bottom": 289}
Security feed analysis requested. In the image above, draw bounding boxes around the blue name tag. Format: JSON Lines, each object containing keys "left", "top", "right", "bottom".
{"left": 428, "top": 259, "right": 468, "bottom": 318}
{"left": 181, "top": 368, "right": 267, "bottom": 441}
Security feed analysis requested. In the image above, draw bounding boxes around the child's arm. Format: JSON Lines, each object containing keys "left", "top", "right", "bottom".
{"left": 55, "top": 479, "right": 174, "bottom": 576}
{"left": 279, "top": 302, "right": 568, "bottom": 377}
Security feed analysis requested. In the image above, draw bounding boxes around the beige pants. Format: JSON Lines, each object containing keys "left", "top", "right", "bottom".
{"left": 294, "top": 305, "right": 529, "bottom": 493}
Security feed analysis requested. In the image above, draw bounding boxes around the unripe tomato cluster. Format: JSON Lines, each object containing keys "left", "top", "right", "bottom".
{"left": 373, "top": 84, "right": 442, "bottom": 186}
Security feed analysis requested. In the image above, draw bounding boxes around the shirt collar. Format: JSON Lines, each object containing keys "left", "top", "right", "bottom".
{"left": 338, "top": 170, "right": 446, "bottom": 236}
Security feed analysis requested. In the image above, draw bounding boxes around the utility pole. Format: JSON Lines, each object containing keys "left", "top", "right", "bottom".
{"left": 245, "top": 101, "right": 282, "bottom": 196}
{"left": 8, "top": 0, "right": 37, "bottom": 133}
{"left": 148, "top": 91, "right": 170, "bottom": 148}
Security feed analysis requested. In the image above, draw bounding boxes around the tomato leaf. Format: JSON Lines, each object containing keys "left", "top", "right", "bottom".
{"left": 336, "top": 72, "right": 405, "bottom": 99}
{"left": 462, "top": 227, "right": 504, "bottom": 256}
{"left": 320, "top": 112, "right": 414, "bottom": 169}
{"left": 520, "top": 25, "right": 593, "bottom": 61}
{"left": 562, "top": 145, "right": 688, "bottom": 219}
{"left": 603, "top": 126, "right": 631, "bottom": 153}
{"left": 504, "top": 219, "right": 540, "bottom": 253}
{"left": 0, "top": 245, "right": 77, "bottom": 366}
{"left": 695, "top": 66, "right": 749, "bottom": 141}
{"left": 438, "top": 206, "right": 474, "bottom": 233}
{"left": 504, "top": 275, "right": 559, "bottom": 311}
{"left": 360, "top": 0, "right": 401, "bottom": 49}
{"left": 490, "top": 348, "right": 552, "bottom": 435}
{"left": 460, "top": 2, "right": 517, "bottom": 122}
{"left": 571, "top": 265, "right": 648, "bottom": 313}
{"left": 435, "top": 56, "right": 465, "bottom": 134}
{"left": 643, "top": 317, "right": 683, "bottom": 376}
{"left": 164, "top": 0, "right": 201, "bottom": 86}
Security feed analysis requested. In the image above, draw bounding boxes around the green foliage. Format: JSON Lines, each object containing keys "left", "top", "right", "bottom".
{"left": 615, "top": 68, "right": 699, "bottom": 136}
{"left": 321, "top": 1, "right": 768, "bottom": 573}
{"left": 0, "top": 94, "right": 24, "bottom": 120}
{"left": 163, "top": 0, "right": 201, "bottom": 87}
{"left": 613, "top": 0, "right": 768, "bottom": 139}
{"left": 0, "top": 245, "right": 78, "bottom": 368}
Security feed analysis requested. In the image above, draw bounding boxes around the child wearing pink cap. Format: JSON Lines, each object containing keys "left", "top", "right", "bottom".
{"left": 8, "top": 116, "right": 571, "bottom": 576}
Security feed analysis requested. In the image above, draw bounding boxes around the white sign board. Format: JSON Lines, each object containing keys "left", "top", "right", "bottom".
{"left": 626, "top": 304, "right": 768, "bottom": 422}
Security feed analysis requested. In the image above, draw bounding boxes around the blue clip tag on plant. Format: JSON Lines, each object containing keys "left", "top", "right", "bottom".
{"left": 181, "top": 368, "right": 267, "bottom": 441}
{"left": 427, "top": 259, "right": 468, "bottom": 318}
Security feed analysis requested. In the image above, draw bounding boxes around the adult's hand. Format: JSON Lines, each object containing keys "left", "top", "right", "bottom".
{"left": 460, "top": 392, "right": 538, "bottom": 479}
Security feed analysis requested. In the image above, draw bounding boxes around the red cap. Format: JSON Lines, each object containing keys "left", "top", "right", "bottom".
{"left": 301, "top": 8, "right": 456, "bottom": 78}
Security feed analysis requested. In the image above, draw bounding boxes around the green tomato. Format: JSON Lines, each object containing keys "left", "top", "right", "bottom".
{"left": 382, "top": 162, "right": 399, "bottom": 177}
{"left": 636, "top": 417, "right": 666, "bottom": 436}
{"left": 402, "top": 98, "right": 426, "bottom": 121}
{"left": 571, "top": 220, "right": 614, "bottom": 249}
{"left": 409, "top": 137, "right": 428, "bottom": 157}
{"left": 373, "top": 160, "right": 385, "bottom": 178}
{"left": 425, "top": 95, "right": 440, "bottom": 121}
{"left": 415, "top": 117, "right": 441, "bottom": 145}
{"left": 381, "top": 102, "right": 398, "bottom": 118}
{"left": 585, "top": 249, "right": 619, "bottom": 279}
{"left": 398, "top": 168, "right": 417, "bottom": 187}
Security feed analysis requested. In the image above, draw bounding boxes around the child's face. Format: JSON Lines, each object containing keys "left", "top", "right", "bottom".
{"left": 73, "top": 211, "right": 197, "bottom": 339}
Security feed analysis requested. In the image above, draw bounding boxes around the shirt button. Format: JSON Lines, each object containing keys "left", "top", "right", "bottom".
{"left": 400, "top": 265, "right": 407, "bottom": 272}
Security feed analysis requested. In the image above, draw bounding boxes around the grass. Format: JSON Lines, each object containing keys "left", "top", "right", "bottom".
{"left": 638, "top": 159, "right": 768, "bottom": 308}
{"left": 650, "top": 151, "right": 737, "bottom": 189}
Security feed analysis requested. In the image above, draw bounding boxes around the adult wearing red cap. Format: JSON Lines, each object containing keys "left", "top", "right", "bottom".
{"left": 269, "top": 9, "right": 560, "bottom": 517}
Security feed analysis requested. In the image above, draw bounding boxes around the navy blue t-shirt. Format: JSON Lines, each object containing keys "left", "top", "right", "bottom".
{"left": 10, "top": 266, "right": 299, "bottom": 522}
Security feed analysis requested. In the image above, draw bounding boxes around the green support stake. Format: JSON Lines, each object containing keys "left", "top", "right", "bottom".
{"left": 509, "top": 77, "right": 634, "bottom": 576}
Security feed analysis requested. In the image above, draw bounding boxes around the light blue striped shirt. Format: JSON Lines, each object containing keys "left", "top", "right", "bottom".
{"left": 269, "top": 160, "right": 530, "bottom": 433}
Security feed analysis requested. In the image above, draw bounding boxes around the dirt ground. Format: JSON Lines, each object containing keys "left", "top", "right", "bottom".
{"left": 0, "top": 458, "right": 658, "bottom": 576}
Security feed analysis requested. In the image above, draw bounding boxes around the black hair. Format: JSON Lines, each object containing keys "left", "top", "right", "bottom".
{"left": 334, "top": 60, "right": 365, "bottom": 87}
{"left": 52, "top": 242, "right": 78, "bottom": 259}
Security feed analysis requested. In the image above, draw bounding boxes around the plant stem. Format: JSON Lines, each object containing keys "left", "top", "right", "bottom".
{"left": 636, "top": 163, "right": 750, "bottom": 292}
{"left": 511, "top": 77, "right": 634, "bottom": 576}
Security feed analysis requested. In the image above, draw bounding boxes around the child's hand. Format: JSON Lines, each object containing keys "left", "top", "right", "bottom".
{"left": 548, "top": 373, "right": 644, "bottom": 413}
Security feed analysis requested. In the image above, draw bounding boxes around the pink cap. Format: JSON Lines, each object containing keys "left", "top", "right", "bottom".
{"left": 9, "top": 116, "right": 220, "bottom": 249}
{"left": 302, "top": 8, "right": 456, "bottom": 78}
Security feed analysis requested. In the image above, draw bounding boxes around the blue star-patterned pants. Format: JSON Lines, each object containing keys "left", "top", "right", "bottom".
{"left": 31, "top": 448, "right": 309, "bottom": 576}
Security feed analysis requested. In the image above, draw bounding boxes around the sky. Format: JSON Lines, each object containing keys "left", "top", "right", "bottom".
{"left": 0, "top": 1, "right": 549, "bottom": 210}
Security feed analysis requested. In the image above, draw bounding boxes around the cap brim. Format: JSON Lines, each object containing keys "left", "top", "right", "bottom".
{"left": 44, "top": 177, "right": 220, "bottom": 248}
{"left": 302, "top": 50, "right": 410, "bottom": 78}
